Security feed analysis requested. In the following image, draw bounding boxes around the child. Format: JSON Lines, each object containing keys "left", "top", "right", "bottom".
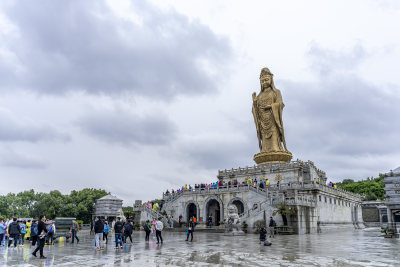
{"left": 259, "top": 227, "right": 267, "bottom": 243}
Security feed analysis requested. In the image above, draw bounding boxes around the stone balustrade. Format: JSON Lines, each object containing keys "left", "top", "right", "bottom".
{"left": 163, "top": 182, "right": 361, "bottom": 205}
{"left": 217, "top": 160, "right": 326, "bottom": 177}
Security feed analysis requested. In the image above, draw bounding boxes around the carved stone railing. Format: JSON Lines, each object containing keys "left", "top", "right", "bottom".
{"left": 163, "top": 181, "right": 361, "bottom": 206}
{"left": 271, "top": 196, "right": 317, "bottom": 207}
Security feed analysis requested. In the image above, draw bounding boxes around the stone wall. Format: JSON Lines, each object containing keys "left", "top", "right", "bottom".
{"left": 161, "top": 184, "right": 362, "bottom": 234}
{"left": 217, "top": 160, "right": 327, "bottom": 186}
{"left": 362, "top": 207, "right": 380, "bottom": 222}
{"left": 160, "top": 161, "right": 363, "bottom": 234}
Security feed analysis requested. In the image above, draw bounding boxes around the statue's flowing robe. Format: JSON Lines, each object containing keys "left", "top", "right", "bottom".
{"left": 252, "top": 88, "right": 287, "bottom": 153}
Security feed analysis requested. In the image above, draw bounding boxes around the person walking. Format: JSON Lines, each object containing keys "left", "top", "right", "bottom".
{"left": 269, "top": 217, "right": 276, "bottom": 238}
{"left": 114, "top": 218, "right": 123, "bottom": 249}
{"left": 25, "top": 220, "right": 31, "bottom": 241}
{"left": 185, "top": 217, "right": 195, "bottom": 242}
{"left": 47, "top": 221, "right": 55, "bottom": 245}
{"left": 144, "top": 220, "right": 151, "bottom": 241}
{"left": 8, "top": 218, "right": 20, "bottom": 248}
{"left": 103, "top": 221, "right": 109, "bottom": 244}
{"left": 151, "top": 218, "right": 157, "bottom": 239}
{"left": 155, "top": 218, "right": 164, "bottom": 244}
{"left": 19, "top": 220, "right": 27, "bottom": 246}
{"left": 32, "top": 215, "right": 48, "bottom": 259}
{"left": 0, "top": 219, "right": 6, "bottom": 247}
{"left": 30, "top": 220, "right": 38, "bottom": 246}
{"left": 207, "top": 216, "right": 213, "bottom": 228}
{"left": 94, "top": 217, "right": 104, "bottom": 251}
{"left": 123, "top": 221, "right": 133, "bottom": 244}
{"left": 71, "top": 219, "right": 80, "bottom": 244}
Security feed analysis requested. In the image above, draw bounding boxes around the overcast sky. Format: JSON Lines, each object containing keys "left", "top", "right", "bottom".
{"left": 0, "top": 0, "right": 399, "bottom": 205}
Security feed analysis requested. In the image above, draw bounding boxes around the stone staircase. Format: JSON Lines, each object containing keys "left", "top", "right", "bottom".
{"left": 135, "top": 206, "right": 169, "bottom": 225}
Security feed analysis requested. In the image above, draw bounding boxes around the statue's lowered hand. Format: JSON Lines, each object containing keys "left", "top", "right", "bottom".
{"left": 252, "top": 92, "right": 257, "bottom": 101}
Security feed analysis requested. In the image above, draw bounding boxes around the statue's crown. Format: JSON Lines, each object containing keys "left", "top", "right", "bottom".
{"left": 260, "top": 67, "right": 273, "bottom": 78}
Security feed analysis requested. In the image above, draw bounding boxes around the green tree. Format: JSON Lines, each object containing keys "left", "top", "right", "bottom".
{"left": 122, "top": 206, "right": 134, "bottom": 220}
{"left": 272, "top": 202, "right": 296, "bottom": 226}
{"left": 336, "top": 175, "right": 385, "bottom": 200}
{"left": 0, "top": 188, "right": 108, "bottom": 222}
{"left": 68, "top": 188, "right": 108, "bottom": 223}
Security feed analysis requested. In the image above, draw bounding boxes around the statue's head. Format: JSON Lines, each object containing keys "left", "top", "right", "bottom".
{"left": 260, "top": 67, "right": 274, "bottom": 91}
{"left": 228, "top": 204, "right": 238, "bottom": 215}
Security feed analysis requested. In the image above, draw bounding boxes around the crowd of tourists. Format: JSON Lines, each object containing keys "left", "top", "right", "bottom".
{"left": 163, "top": 178, "right": 273, "bottom": 202}
{"left": 163, "top": 178, "right": 340, "bottom": 202}
{"left": 0, "top": 215, "right": 81, "bottom": 258}
{"left": 1, "top": 210, "right": 282, "bottom": 260}
{"left": 0, "top": 213, "right": 173, "bottom": 260}
{"left": 0, "top": 217, "right": 56, "bottom": 249}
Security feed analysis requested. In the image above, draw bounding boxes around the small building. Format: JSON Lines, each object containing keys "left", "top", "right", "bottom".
{"left": 361, "top": 200, "right": 387, "bottom": 227}
{"left": 384, "top": 167, "right": 400, "bottom": 229}
{"left": 93, "top": 194, "right": 124, "bottom": 221}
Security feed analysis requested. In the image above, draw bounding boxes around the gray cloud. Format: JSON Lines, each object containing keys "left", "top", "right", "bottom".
{"left": 175, "top": 43, "right": 400, "bottom": 180}
{"left": 307, "top": 42, "right": 367, "bottom": 76}
{"left": 279, "top": 43, "right": 400, "bottom": 177}
{"left": 0, "top": 108, "right": 70, "bottom": 142}
{"left": 0, "top": 149, "right": 46, "bottom": 169}
{"left": 76, "top": 107, "right": 176, "bottom": 146}
{"left": 180, "top": 137, "right": 254, "bottom": 170}
{"left": 0, "top": 0, "right": 231, "bottom": 99}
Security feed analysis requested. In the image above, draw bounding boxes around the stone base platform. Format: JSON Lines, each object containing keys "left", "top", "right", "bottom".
{"left": 253, "top": 151, "right": 292, "bottom": 164}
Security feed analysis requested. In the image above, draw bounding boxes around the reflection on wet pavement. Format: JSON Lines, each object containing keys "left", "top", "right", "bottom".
{"left": 1, "top": 229, "right": 399, "bottom": 266}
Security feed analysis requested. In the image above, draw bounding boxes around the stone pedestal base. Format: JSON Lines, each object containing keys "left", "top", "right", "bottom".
{"left": 254, "top": 151, "right": 292, "bottom": 164}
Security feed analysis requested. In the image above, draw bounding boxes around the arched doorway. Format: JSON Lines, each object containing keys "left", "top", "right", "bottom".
{"left": 206, "top": 199, "right": 221, "bottom": 226}
{"left": 232, "top": 200, "right": 245, "bottom": 215}
{"left": 186, "top": 203, "right": 197, "bottom": 222}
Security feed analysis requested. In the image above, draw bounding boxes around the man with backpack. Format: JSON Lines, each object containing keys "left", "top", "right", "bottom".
{"left": 7, "top": 218, "right": 20, "bottom": 248}
{"left": 94, "top": 217, "right": 104, "bottom": 250}
{"left": 30, "top": 220, "right": 38, "bottom": 246}
{"left": 32, "top": 215, "right": 48, "bottom": 259}
{"left": 123, "top": 220, "right": 133, "bottom": 244}
{"left": 71, "top": 219, "right": 80, "bottom": 244}
{"left": 143, "top": 220, "right": 151, "bottom": 241}
{"left": 155, "top": 217, "right": 164, "bottom": 244}
{"left": 47, "top": 221, "right": 55, "bottom": 245}
{"left": 114, "top": 217, "right": 123, "bottom": 249}
{"left": 19, "top": 220, "right": 27, "bottom": 246}
{"left": 269, "top": 217, "right": 276, "bottom": 238}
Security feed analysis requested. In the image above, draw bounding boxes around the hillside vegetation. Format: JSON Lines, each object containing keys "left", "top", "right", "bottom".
{"left": 336, "top": 175, "right": 385, "bottom": 201}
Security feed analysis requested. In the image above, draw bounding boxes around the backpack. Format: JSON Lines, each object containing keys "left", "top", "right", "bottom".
{"left": 143, "top": 224, "right": 149, "bottom": 232}
{"left": 264, "top": 240, "right": 272, "bottom": 246}
{"left": 49, "top": 225, "right": 53, "bottom": 233}
{"left": 31, "top": 225, "right": 38, "bottom": 236}
{"left": 20, "top": 224, "right": 27, "bottom": 234}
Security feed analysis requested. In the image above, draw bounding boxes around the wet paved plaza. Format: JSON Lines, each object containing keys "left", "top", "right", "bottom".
{"left": 1, "top": 229, "right": 399, "bottom": 266}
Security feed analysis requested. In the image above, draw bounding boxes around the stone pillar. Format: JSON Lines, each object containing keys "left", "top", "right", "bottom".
{"left": 387, "top": 207, "right": 392, "bottom": 224}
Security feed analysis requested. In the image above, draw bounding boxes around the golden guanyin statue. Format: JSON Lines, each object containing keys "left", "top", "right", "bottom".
{"left": 252, "top": 68, "right": 292, "bottom": 164}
